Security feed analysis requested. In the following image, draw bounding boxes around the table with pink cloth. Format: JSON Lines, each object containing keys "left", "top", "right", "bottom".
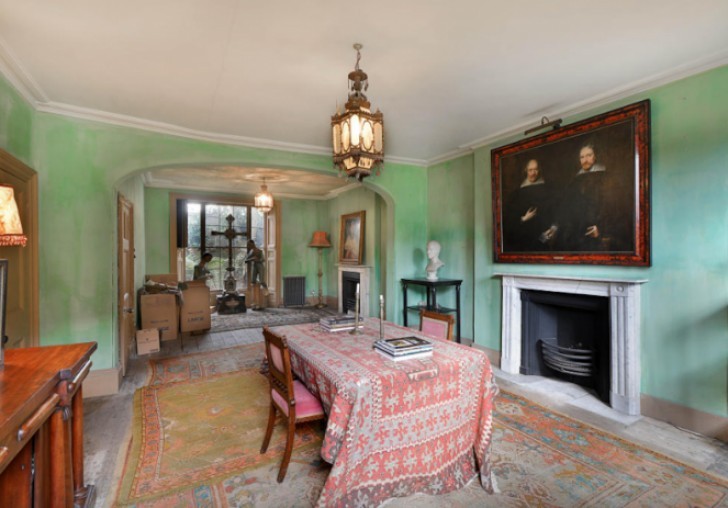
{"left": 273, "top": 317, "right": 498, "bottom": 507}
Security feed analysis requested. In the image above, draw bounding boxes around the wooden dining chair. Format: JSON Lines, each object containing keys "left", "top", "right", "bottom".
{"left": 260, "top": 327, "right": 326, "bottom": 482}
{"left": 419, "top": 309, "right": 455, "bottom": 341}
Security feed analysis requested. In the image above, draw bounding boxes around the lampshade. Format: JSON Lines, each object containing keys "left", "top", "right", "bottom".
{"left": 254, "top": 181, "right": 274, "bottom": 214}
{"left": 0, "top": 185, "right": 27, "bottom": 247}
{"left": 309, "top": 231, "right": 331, "bottom": 248}
{"left": 331, "top": 43, "right": 384, "bottom": 182}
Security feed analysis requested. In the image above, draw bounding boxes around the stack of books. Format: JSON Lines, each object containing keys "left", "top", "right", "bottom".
{"left": 373, "top": 336, "right": 433, "bottom": 361}
{"left": 319, "top": 315, "right": 363, "bottom": 332}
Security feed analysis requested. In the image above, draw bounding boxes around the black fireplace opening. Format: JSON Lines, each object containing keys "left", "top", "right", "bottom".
{"left": 341, "top": 271, "right": 360, "bottom": 314}
{"left": 521, "top": 290, "right": 610, "bottom": 405}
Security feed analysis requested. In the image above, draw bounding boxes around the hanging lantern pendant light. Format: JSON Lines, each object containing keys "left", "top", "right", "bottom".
{"left": 331, "top": 43, "right": 384, "bottom": 181}
{"left": 254, "top": 179, "right": 274, "bottom": 213}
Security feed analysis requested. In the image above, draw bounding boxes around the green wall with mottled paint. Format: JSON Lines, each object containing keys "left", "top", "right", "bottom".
{"left": 144, "top": 187, "right": 172, "bottom": 274}
{"left": 0, "top": 75, "right": 34, "bottom": 162}
{"left": 427, "top": 154, "right": 475, "bottom": 339}
{"left": 280, "top": 198, "right": 330, "bottom": 296}
{"left": 467, "top": 65, "right": 728, "bottom": 418}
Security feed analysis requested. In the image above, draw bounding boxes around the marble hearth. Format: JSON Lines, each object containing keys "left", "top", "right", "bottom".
{"left": 496, "top": 274, "right": 647, "bottom": 415}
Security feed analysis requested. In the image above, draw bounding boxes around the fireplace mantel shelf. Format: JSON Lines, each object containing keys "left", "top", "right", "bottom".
{"left": 494, "top": 273, "right": 648, "bottom": 285}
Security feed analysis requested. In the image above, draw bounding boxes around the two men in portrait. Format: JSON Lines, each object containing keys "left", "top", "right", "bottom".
{"left": 503, "top": 142, "right": 632, "bottom": 253}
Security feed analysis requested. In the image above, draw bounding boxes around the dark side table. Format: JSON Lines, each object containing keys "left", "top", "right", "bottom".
{"left": 401, "top": 278, "right": 462, "bottom": 343}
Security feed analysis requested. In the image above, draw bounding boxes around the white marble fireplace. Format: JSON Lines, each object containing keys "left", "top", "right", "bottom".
{"left": 496, "top": 273, "right": 647, "bottom": 415}
{"left": 338, "top": 265, "right": 371, "bottom": 317}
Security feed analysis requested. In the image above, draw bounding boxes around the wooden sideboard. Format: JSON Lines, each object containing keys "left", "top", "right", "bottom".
{"left": 0, "top": 342, "right": 97, "bottom": 507}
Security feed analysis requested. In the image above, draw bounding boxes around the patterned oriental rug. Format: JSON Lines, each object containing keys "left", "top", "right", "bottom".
{"left": 115, "top": 344, "right": 728, "bottom": 507}
{"left": 210, "top": 306, "right": 337, "bottom": 332}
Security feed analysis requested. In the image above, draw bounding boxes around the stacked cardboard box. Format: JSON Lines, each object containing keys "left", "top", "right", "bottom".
{"left": 140, "top": 291, "right": 179, "bottom": 341}
{"left": 179, "top": 284, "right": 211, "bottom": 333}
{"left": 139, "top": 273, "right": 212, "bottom": 340}
{"left": 136, "top": 328, "right": 160, "bottom": 355}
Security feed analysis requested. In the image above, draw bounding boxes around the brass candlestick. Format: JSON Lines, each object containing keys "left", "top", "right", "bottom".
{"left": 350, "top": 287, "right": 361, "bottom": 335}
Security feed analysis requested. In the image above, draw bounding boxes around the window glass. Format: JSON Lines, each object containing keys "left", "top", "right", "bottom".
{"left": 183, "top": 200, "right": 261, "bottom": 291}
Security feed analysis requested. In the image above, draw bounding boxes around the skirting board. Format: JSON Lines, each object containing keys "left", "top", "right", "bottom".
{"left": 82, "top": 366, "right": 122, "bottom": 398}
{"left": 481, "top": 345, "right": 726, "bottom": 442}
{"left": 641, "top": 394, "right": 727, "bottom": 443}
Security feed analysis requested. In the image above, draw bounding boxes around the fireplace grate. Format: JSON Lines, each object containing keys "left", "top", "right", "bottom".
{"left": 540, "top": 338, "right": 593, "bottom": 377}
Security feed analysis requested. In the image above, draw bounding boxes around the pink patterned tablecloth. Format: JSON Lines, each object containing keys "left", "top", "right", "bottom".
{"left": 274, "top": 317, "right": 498, "bottom": 507}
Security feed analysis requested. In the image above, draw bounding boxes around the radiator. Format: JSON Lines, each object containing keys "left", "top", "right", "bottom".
{"left": 283, "top": 276, "right": 306, "bottom": 307}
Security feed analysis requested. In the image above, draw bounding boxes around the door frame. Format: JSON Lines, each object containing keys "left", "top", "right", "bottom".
{"left": 117, "top": 193, "right": 134, "bottom": 376}
{"left": 0, "top": 149, "right": 39, "bottom": 347}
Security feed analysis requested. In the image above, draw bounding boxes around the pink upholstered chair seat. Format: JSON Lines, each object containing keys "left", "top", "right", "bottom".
{"left": 271, "top": 380, "right": 325, "bottom": 419}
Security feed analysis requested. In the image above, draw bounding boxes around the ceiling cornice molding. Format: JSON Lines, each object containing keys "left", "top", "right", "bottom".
{"left": 456, "top": 50, "right": 728, "bottom": 158}
{"left": 35, "top": 101, "right": 334, "bottom": 156}
{"left": 33, "top": 100, "right": 430, "bottom": 167}
{"left": 426, "top": 147, "right": 475, "bottom": 167}
{"left": 0, "top": 35, "right": 48, "bottom": 104}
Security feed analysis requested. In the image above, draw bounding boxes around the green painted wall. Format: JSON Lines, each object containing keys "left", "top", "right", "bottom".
{"left": 468, "top": 65, "right": 728, "bottom": 418}
{"left": 0, "top": 75, "right": 34, "bottom": 162}
{"left": 280, "top": 198, "right": 330, "bottom": 297}
{"left": 144, "top": 187, "right": 172, "bottom": 274}
{"left": 427, "top": 154, "right": 475, "bottom": 339}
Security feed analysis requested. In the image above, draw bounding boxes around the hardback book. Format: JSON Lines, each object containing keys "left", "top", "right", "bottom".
{"left": 320, "top": 315, "right": 357, "bottom": 326}
{"left": 374, "top": 337, "right": 432, "bottom": 354}
{"left": 373, "top": 343, "right": 432, "bottom": 355}
{"left": 375, "top": 348, "right": 433, "bottom": 362}
{"left": 323, "top": 323, "right": 363, "bottom": 332}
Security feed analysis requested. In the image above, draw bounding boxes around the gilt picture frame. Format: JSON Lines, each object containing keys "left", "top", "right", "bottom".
{"left": 339, "top": 211, "right": 365, "bottom": 264}
{"left": 491, "top": 100, "right": 651, "bottom": 266}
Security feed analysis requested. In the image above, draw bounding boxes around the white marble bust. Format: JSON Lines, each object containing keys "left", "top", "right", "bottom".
{"left": 425, "top": 240, "right": 444, "bottom": 281}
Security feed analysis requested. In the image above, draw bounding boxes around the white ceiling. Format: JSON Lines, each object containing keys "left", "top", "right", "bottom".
{"left": 1, "top": 1, "right": 727, "bottom": 196}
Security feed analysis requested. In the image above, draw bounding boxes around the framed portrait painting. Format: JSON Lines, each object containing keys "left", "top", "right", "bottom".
{"left": 491, "top": 100, "right": 651, "bottom": 266}
{"left": 339, "top": 211, "right": 365, "bottom": 264}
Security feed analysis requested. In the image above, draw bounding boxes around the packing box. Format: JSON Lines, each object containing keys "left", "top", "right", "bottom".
{"left": 136, "top": 328, "right": 160, "bottom": 355}
{"left": 140, "top": 293, "right": 179, "bottom": 341}
{"left": 145, "top": 273, "right": 178, "bottom": 286}
{"left": 180, "top": 285, "right": 211, "bottom": 333}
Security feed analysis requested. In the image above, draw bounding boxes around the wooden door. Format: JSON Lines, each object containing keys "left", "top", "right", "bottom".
{"left": 117, "top": 194, "right": 135, "bottom": 376}
{"left": 0, "top": 149, "right": 38, "bottom": 349}
{"left": 265, "top": 207, "right": 280, "bottom": 306}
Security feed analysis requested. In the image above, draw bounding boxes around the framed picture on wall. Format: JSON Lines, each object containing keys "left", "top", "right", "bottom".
{"left": 491, "top": 100, "right": 651, "bottom": 266}
{"left": 339, "top": 211, "right": 365, "bottom": 264}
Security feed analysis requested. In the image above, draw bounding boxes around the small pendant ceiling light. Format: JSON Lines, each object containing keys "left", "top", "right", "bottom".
{"left": 254, "top": 179, "right": 274, "bottom": 213}
{"left": 331, "top": 43, "right": 384, "bottom": 182}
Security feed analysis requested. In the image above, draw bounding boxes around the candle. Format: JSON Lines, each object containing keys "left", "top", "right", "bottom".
{"left": 380, "top": 294, "right": 384, "bottom": 304}
{"left": 356, "top": 283, "right": 360, "bottom": 296}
